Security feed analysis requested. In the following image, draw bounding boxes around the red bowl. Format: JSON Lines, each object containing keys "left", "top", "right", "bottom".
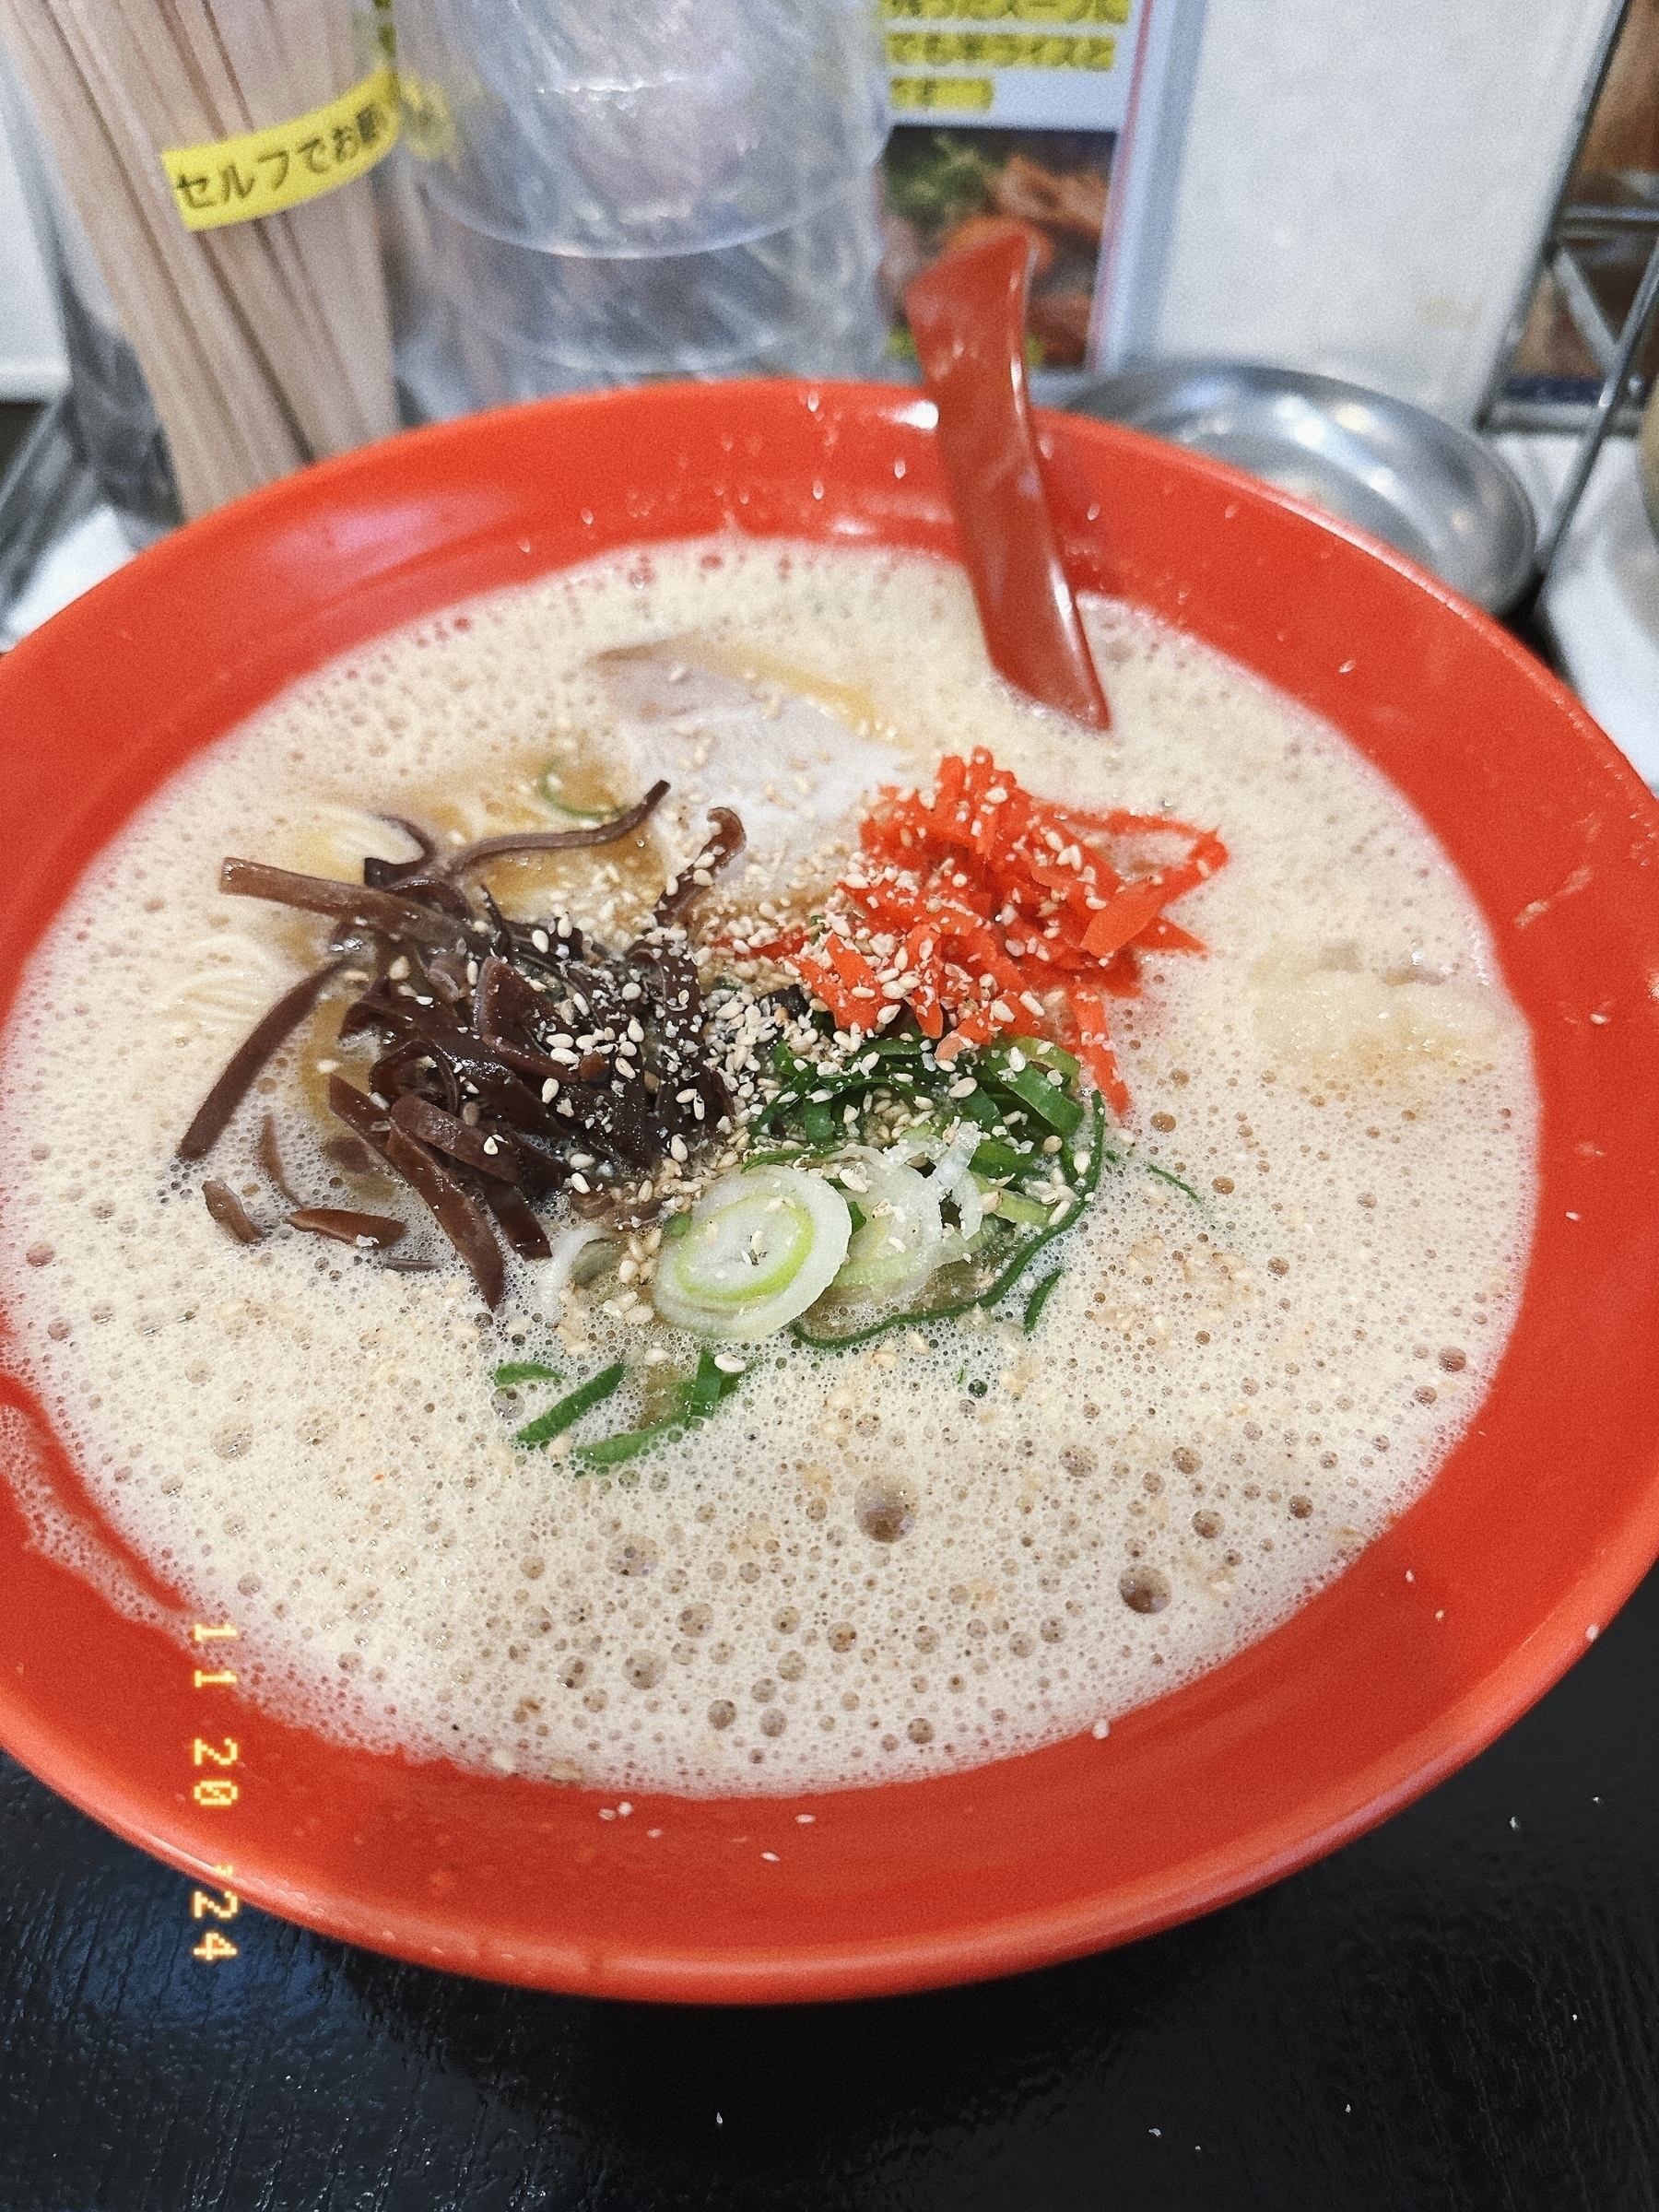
{"left": 3, "top": 382, "right": 1657, "bottom": 2005}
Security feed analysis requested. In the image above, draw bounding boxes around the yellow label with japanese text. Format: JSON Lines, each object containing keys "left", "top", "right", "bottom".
{"left": 888, "top": 29, "right": 1116, "bottom": 67}
{"left": 883, "top": 0, "right": 1128, "bottom": 18}
{"left": 888, "top": 75, "right": 996, "bottom": 110}
{"left": 162, "top": 65, "right": 398, "bottom": 232}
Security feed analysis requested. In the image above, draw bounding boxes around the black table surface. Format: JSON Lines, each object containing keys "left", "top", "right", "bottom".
{"left": 1, "top": 1556, "right": 1655, "bottom": 2212}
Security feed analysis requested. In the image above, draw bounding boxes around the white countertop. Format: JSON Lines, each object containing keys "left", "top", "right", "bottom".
{"left": 1497, "top": 432, "right": 1659, "bottom": 788}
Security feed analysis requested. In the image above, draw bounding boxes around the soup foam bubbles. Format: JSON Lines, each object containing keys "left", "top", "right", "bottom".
{"left": 0, "top": 539, "right": 1536, "bottom": 1794}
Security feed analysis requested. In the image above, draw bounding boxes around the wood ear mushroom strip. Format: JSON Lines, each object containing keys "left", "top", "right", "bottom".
{"left": 176, "top": 957, "right": 344, "bottom": 1162}
{"left": 218, "top": 859, "right": 467, "bottom": 947}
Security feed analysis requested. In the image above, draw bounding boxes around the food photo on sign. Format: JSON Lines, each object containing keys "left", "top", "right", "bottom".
{"left": 1, "top": 1, "right": 1659, "bottom": 2205}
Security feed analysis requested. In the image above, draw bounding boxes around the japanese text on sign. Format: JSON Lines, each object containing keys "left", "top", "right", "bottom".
{"left": 889, "top": 77, "right": 997, "bottom": 110}
{"left": 162, "top": 65, "right": 398, "bottom": 233}
{"left": 888, "top": 30, "right": 1117, "bottom": 68}
{"left": 882, "top": 0, "right": 1129, "bottom": 19}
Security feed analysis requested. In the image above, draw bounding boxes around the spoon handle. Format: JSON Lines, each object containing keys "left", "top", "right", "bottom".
{"left": 906, "top": 230, "right": 1110, "bottom": 731}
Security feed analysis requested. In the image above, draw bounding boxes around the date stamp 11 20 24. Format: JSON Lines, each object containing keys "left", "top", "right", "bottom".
{"left": 188, "top": 1619, "right": 241, "bottom": 1961}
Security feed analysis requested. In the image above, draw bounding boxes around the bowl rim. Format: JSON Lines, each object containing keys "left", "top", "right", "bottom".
{"left": 1, "top": 378, "right": 1656, "bottom": 2006}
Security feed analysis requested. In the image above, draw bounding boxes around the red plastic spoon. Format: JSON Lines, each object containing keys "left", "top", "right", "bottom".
{"left": 905, "top": 230, "right": 1111, "bottom": 729}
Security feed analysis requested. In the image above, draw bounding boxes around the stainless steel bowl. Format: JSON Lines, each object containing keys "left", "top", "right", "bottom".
{"left": 1068, "top": 362, "right": 1537, "bottom": 614}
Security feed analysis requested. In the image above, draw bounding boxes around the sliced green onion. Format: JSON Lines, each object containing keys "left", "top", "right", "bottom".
{"left": 1006, "top": 1035, "right": 1081, "bottom": 1082}
{"left": 514, "top": 1361, "right": 626, "bottom": 1449}
{"left": 685, "top": 1346, "right": 742, "bottom": 1420}
{"left": 994, "top": 1190, "right": 1052, "bottom": 1229}
{"left": 1023, "top": 1272, "right": 1063, "bottom": 1333}
{"left": 574, "top": 1348, "right": 746, "bottom": 1467}
{"left": 985, "top": 1048, "right": 1084, "bottom": 1137}
{"left": 654, "top": 1165, "right": 852, "bottom": 1340}
{"left": 953, "top": 1088, "right": 1006, "bottom": 1132}
{"left": 535, "top": 765, "right": 613, "bottom": 820}
{"left": 492, "top": 1360, "right": 562, "bottom": 1388}
{"left": 573, "top": 1420, "right": 683, "bottom": 1467}
{"left": 830, "top": 1152, "right": 943, "bottom": 1304}
{"left": 971, "top": 1138, "right": 1026, "bottom": 1178}
{"left": 793, "top": 1102, "right": 1106, "bottom": 1352}
{"left": 1144, "top": 1159, "right": 1205, "bottom": 1205}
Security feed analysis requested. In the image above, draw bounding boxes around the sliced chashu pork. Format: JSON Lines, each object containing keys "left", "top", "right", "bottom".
{"left": 592, "top": 637, "right": 903, "bottom": 896}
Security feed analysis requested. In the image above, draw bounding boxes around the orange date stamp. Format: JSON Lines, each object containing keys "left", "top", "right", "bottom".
{"left": 188, "top": 1619, "right": 242, "bottom": 1961}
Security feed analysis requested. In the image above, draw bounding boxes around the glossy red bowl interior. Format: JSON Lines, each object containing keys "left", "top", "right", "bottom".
{"left": 3, "top": 382, "right": 1658, "bottom": 2006}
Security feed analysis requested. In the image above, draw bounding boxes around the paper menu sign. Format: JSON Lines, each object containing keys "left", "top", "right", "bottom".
{"left": 877, "top": 0, "right": 1196, "bottom": 378}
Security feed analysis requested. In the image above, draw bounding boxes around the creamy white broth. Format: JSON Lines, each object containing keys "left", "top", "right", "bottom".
{"left": 0, "top": 539, "right": 1535, "bottom": 1794}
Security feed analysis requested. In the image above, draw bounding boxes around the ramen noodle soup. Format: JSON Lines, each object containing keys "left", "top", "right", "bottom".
{"left": 0, "top": 540, "right": 1536, "bottom": 1795}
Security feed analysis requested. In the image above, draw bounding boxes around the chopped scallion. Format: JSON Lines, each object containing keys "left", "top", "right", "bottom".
{"left": 1145, "top": 1161, "right": 1205, "bottom": 1205}
{"left": 994, "top": 1191, "right": 1053, "bottom": 1229}
{"left": 574, "top": 1420, "right": 683, "bottom": 1467}
{"left": 514, "top": 1361, "right": 626, "bottom": 1449}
